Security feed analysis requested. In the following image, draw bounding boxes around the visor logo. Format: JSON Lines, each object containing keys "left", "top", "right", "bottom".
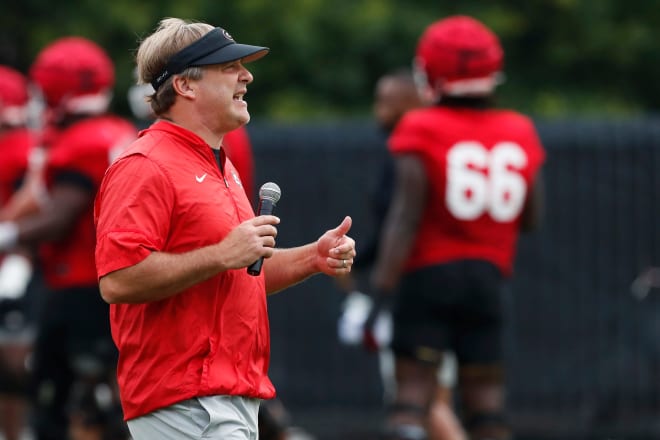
{"left": 221, "top": 29, "right": 235, "bottom": 42}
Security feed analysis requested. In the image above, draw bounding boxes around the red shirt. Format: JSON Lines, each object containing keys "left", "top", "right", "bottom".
{"left": 94, "top": 120, "right": 274, "bottom": 420}
{"left": 223, "top": 127, "right": 255, "bottom": 205}
{"left": 389, "top": 106, "right": 545, "bottom": 276}
{"left": 40, "top": 115, "right": 136, "bottom": 289}
{"left": 0, "top": 128, "right": 32, "bottom": 206}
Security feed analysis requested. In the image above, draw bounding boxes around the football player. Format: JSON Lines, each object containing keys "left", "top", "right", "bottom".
{"left": 370, "top": 15, "right": 546, "bottom": 440}
{"left": 0, "top": 37, "right": 137, "bottom": 440}
{"left": 0, "top": 64, "right": 37, "bottom": 440}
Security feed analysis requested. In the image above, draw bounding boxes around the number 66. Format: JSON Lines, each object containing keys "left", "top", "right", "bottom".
{"left": 446, "top": 141, "right": 528, "bottom": 222}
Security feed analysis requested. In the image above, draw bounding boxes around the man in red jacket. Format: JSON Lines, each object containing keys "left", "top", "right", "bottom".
{"left": 127, "top": 73, "right": 291, "bottom": 440}
{"left": 94, "top": 17, "right": 356, "bottom": 440}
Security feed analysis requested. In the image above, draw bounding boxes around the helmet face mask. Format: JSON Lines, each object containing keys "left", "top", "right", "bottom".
{"left": 29, "top": 37, "right": 115, "bottom": 117}
{"left": 415, "top": 15, "right": 503, "bottom": 97}
{"left": 411, "top": 59, "right": 435, "bottom": 104}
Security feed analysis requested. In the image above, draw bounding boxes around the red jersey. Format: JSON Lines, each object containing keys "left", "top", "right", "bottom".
{"left": 223, "top": 127, "right": 255, "bottom": 204}
{"left": 94, "top": 120, "right": 274, "bottom": 420}
{"left": 389, "top": 106, "right": 545, "bottom": 276}
{"left": 0, "top": 128, "right": 32, "bottom": 206}
{"left": 40, "top": 115, "right": 136, "bottom": 289}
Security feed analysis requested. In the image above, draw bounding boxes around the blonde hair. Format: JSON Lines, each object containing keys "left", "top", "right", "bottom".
{"left": 135, "top": 18, "right": 214, "bottom": 115}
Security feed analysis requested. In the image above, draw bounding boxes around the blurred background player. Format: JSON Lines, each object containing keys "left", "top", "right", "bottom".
{"left": 337, "top": 67, "right": 465, "bottom": 440}
{"left": 369, "top": 15, "right": 546, "bottom": 440}
{"left": 0, "top": 64, "right": 37, "bottom": 440}
{"left": 338, "top": 67, "right": 426, "bottom": 395}
{"left": 364, "top": 68, "right": 427, "bottom": 270}
{"left": 0, "top": 36, "right": 137, "bottom": 440}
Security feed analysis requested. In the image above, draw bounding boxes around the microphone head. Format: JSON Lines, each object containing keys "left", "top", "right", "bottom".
{"left": 259, "top": 182, "right": 281, "bottom": 203}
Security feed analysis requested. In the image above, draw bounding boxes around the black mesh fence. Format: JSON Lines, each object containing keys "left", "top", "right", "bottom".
{"left": 246, "top": 117, "right": 660, "bottom": 439}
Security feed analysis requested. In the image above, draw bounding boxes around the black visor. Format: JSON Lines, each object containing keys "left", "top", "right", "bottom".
{"left": 151, "top": 28, "right": 269, "bottom": 90}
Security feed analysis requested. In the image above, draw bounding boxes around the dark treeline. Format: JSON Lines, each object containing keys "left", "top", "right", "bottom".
{"left": 2, "top": 0, "right": 658, "bottom": 121}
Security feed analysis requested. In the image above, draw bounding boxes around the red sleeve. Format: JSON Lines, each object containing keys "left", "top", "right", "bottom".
{"left": 94, "top": 154, "right": 174, "bottom": 278}
{"left": 47, "top": 118, "right": 137, "bottom": 189}
{"left": 0, "top": 129, "right": 31, "bottom": 205}
{"left": 388, "top": 111, "right": 432, "bottom": 157}
{"left": 517, "top": 116, "right": 546, "bottom": 182}
{"left": 223, "top": 127, "right": 255, "bottom": 204}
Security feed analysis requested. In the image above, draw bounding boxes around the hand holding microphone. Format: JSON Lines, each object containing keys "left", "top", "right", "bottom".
{"left": 247, "top": 182, "right": 281, "bottom": 276}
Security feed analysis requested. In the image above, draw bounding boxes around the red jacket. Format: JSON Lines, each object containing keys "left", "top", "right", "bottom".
{"left": 94, "top": 121, "right": 274, "bottom": 420}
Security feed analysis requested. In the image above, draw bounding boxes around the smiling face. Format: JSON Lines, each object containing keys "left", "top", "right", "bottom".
{"left": 193, "top": 60, "right": 254, "bottom": 135}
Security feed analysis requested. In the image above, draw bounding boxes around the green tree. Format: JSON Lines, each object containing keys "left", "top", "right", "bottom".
{"left": 2, "top": 0, "right": 658, "bottom": 121}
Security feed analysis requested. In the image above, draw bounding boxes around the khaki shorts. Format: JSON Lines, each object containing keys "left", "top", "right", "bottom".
{"left": 127, "top": 395, "right": 262, "bottom": 440}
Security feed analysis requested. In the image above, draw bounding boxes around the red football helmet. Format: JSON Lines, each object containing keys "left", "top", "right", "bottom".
{"left": 29, "top": 37, "right": 114, "bottom": 114}
{"left": 415, "top": 15, "right": 503, "bottom": 96}
{"left": 0, "top": 65, "right": 29, "bottom": 126}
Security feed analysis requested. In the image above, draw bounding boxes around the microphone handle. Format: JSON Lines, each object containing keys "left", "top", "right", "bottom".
{"left": 247, "top": 198, "right": 276, "bottom": 276}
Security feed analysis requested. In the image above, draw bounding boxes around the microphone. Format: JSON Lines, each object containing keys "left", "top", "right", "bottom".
{"left": 247, "top": 182, "right": 282, "bottom": 276}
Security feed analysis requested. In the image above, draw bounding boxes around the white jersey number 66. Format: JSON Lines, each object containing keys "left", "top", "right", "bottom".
{"left": 446, "top": 141, "right": 528, "bottom": 222}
